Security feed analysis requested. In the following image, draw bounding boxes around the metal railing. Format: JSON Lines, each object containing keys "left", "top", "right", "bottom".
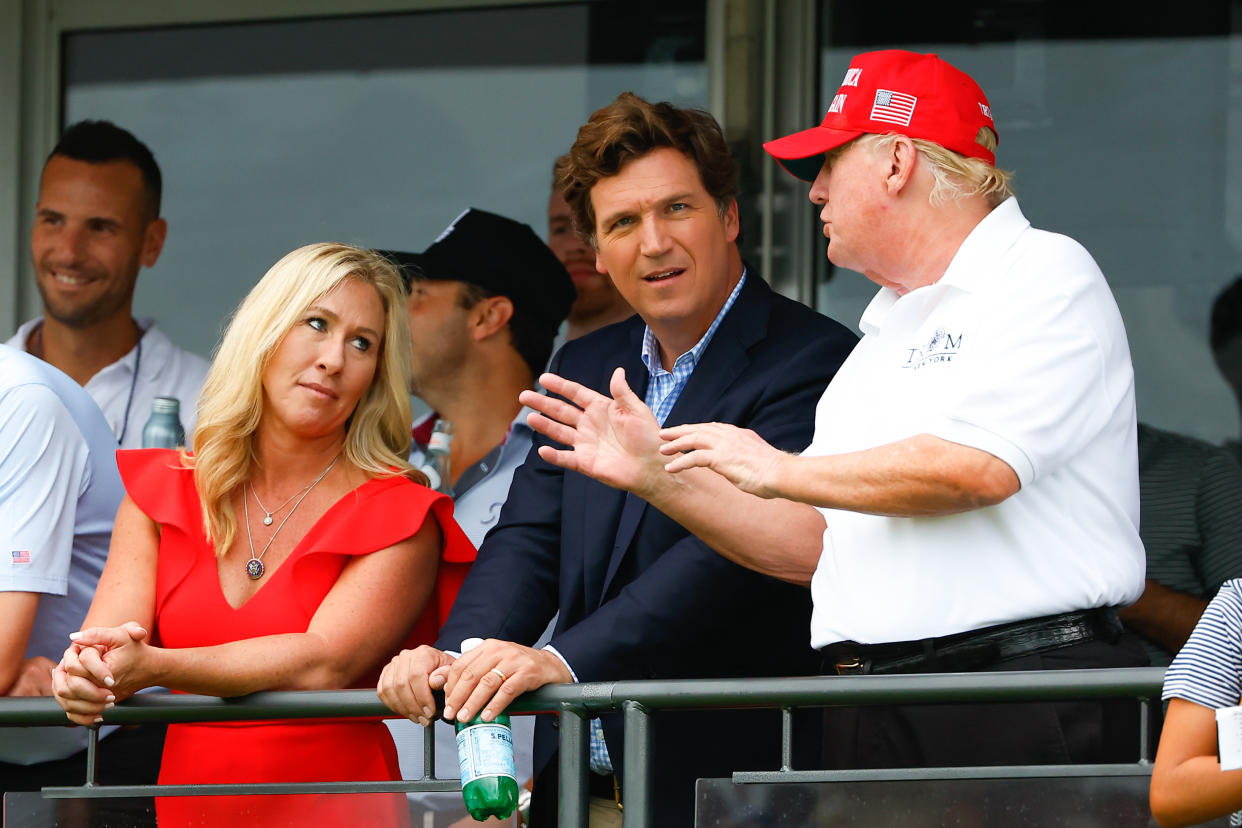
{"left": 0, "top": 666, "right": 1167, "bottom": 827}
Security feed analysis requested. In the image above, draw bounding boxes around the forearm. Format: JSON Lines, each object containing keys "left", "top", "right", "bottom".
{"left": 645, "top": 467, "right": 824, "bottom": 585}
{"left": 1151, "top": 755, "right": 1242, "bottom": 827}
{"left": 765, "top": 434, "right": 1018, "bottom": 516}
{"left": 1118, "top": 580, "right": 1209, "bottom": 655}
{"left": 0, "top": 592, "right": 41, "bottom": 695}
{"left": 135, "top": 631, "right": 369, "bottom": 697}
{"left": 0, "top": 660, "right": 17, "bottom": 696}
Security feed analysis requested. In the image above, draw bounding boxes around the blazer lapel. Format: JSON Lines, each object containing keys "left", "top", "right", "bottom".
{"left": 583, "top": 324, "right": 649, "bottom": 609}
{"left": 597, "top": 272, "right": 773, "bottom": 603}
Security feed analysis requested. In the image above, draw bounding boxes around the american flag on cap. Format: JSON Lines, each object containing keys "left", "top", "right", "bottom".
{"left": 763, "top": 50, "right": 998, "bottom": 181}
{"left": 870, "top": 90, "right": 917, "bottom": 127}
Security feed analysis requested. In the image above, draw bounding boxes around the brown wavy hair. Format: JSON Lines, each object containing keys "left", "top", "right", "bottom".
{"left": 556, "top": 92, "right": 737, "bottom": 246}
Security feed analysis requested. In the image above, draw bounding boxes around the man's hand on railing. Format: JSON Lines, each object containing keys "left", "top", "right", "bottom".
{"left": 4, "top": 656, "right": 56, "bottom": 697}
{"left": 378, "top": 640, "right": 572, "bottom": 727}
{"left": 377, "top": 644, "right": 457, "bottom": 727}
{"left": 52, "top": 621, "right": 149, "bottom": 725}
{"left": 439, "top": 639, "right": 571, "bottom": 725}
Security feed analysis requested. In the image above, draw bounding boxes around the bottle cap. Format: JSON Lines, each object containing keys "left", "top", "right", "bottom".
{"left": 151, "top": 397, "right": 180, "bottom": 414}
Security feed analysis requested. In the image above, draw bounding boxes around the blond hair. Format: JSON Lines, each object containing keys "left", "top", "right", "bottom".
{"left": 859, "top": 128, "right": 1014, "bottom": 207}
{"left": 188, "top": 242, "right": 416, "bottom": 555}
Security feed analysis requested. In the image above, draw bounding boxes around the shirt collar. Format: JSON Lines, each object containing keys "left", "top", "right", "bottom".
{"left": 411, "top": 405, "right": 532, "bottom": 449}
{"left": 937, "top": 197, "right": 1029, "bottom": 293}
{"left": 858, "top": 198, "right": 1029, "bottom": 335}
{"left": 640, "top": 269, "right": 747, "bottom": 377}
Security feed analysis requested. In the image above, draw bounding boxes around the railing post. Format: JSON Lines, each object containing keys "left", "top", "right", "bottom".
{"left": 422, "top": 719, "right": 436, "bottom": 781}
{"left": 84, "top": 726, "right": 99, "bottom": 786}
{"left": 781, "top": 706, "right": 794, "bottom": 772}
{"left": 1139, "top": 697, "right": 1152, "bottom": 764}
{"left": 622, "top": 700, "right": 650, "bottom": 828}
{"left": 558, "top": 704, "right": 588, "bottom": 827}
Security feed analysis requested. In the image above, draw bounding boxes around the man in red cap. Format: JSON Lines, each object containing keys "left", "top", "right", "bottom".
{"left": 521, "top": 50, "right": 1148, "bottom": 769}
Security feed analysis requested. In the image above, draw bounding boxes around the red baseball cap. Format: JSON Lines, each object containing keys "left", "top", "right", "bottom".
{"left": 764, "top": 50, "right": 997, "bottom": 181}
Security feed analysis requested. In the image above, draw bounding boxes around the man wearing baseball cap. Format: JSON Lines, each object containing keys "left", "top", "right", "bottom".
{"left": 521, "top": 50, "right": 1148, "bottom": 769}
{"left": 383, "top": 207, "right": 575, "bottom": 548}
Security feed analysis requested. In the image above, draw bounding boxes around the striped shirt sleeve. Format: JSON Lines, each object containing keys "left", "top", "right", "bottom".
{"left": 1163, "top": 579, "right": 1242, "bottom": 709}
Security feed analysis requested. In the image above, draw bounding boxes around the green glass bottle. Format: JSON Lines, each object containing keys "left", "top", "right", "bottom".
{"left": 455, "top": 639, "right": 519, "bottom": 820}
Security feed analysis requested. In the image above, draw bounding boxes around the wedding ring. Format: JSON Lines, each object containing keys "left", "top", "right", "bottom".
{"left": 490, "top": 667, "right": 508, "bottom": 682}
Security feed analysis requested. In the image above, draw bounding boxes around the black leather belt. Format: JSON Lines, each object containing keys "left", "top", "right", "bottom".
{"left": 821, "top": 608, "right": 1123, "bottom": 676}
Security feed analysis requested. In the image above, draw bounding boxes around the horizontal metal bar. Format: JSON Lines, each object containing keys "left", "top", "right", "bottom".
{"left": 43, "top": 779, "right": 462, "bottom": 799}
{"left": 0, "top": 667, "right": 1167, "bottom": 727}
{"left": 598, "top": 668, "right": 1165, "bottom": 711}
{"left": 733, "top": 763, "right": 1155, "bottom": 784}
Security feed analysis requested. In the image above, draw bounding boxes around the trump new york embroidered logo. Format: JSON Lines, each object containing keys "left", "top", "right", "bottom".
{"left": 903, "top": 329, "right": 964, "bottom": 370}
{"left": 871, "top": 89, "right": 917, "bottom": 126}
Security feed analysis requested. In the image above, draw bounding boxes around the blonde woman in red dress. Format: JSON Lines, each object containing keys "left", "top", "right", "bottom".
{"left": 53, "top": 243, "right": 473, "bottom": 826}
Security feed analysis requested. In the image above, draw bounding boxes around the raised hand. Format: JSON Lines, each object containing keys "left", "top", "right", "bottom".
{"left": 519, "top": 368, "right": 667, "bottom": 497}
{"left": 659, "top": 421, "right": 789, "bottom": 498}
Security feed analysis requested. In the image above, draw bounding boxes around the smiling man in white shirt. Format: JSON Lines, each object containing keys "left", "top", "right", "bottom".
{"left": 8, "top": 120, "right": 208, "bottom": 447}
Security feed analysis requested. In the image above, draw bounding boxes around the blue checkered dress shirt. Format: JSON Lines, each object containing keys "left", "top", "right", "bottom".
{"left": 585, "top": 271, "right": 747, "bottom": 775}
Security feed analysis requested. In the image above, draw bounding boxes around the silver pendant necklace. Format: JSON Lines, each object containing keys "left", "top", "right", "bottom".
{"left": 242, "top": 453, "right": 340, "bottom": 580}
{"left": 250, "top": 475, "right": 314, "bottom": 526}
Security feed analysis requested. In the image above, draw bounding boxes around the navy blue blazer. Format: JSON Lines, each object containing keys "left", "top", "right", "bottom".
{"left": 438, "top": 272, "right": 857, "bottom": 825}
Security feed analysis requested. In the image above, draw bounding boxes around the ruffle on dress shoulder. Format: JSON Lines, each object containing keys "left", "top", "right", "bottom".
{"left": 116, "top": 449, "right": 207, "bottom": 630}
{"left": 295, "top": 475, "right": 474, "bottom": 562}
{"left": 117, "top": 448, "right": 204, "bottom": 537}
{"left": 290, "top": 474, "right": 476, "bottom": 618}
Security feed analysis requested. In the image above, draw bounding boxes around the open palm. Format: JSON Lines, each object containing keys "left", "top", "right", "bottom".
{"left": 519, "top": 367, "right": 665, "bottom": 496}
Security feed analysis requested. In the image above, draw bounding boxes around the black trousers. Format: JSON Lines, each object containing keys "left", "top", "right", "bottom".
{"left": 821, "top": 634, "right": 1150, "bottom": 769}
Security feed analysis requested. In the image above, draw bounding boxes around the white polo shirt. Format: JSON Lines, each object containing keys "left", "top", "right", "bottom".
{"left": 805, "top": 198, "right": 1145, "bottom": 648}
{"left": 0, "top": 344, "right": 123, "bottom": 763}
{"left": 7, "top": 318, "right": 209, "bottom": 449}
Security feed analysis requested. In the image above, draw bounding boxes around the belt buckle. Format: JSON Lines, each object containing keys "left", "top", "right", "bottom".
{"left": 835, "top": 655, "right": 865, "bottom": 675}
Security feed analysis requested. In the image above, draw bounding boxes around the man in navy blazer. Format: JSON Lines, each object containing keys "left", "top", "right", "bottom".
{"left": 378, "top": 93, "right": 856, "bottom": 825}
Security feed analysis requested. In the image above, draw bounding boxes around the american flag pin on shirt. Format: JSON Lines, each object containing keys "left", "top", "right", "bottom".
{"left": 11, "top": 550, "right": 32, "bottom": 564}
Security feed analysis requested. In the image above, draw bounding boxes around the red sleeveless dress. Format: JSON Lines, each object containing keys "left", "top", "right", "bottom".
{"left": 117, "top": 449, "right": 476, "bottom": 827}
